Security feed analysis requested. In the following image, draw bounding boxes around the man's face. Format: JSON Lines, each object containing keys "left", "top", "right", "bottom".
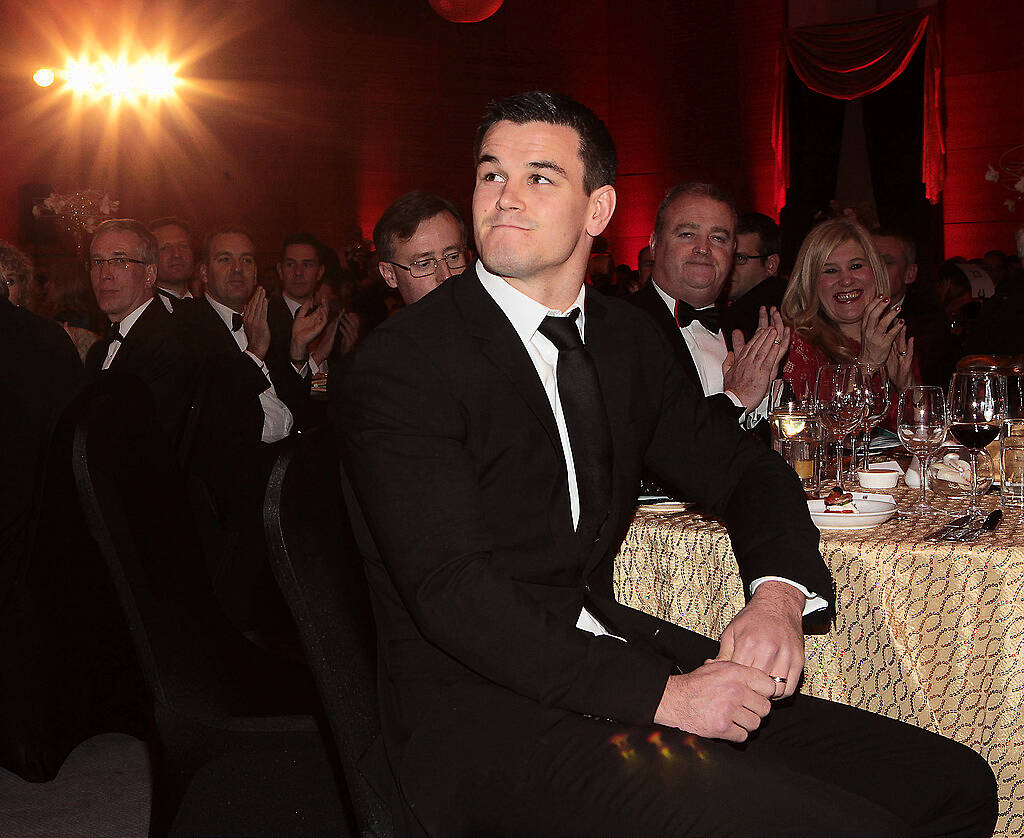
{"left": 473, "top": 120, "right": 614, "bottom": 292}
{"left": 89, "top": 229, "right": 156, "bottom": 322}
{"left": 727, "top": 232, "right": 782, "bottom": 301}
{"left": 379, "top": 211, "right": 465, "bottom": 305}
{"left": 651, "top": 193, "right": 736, "bottom": 307}
{"left": 153, "top": 224, "right": 194, "bottom": 292}
{"left": 872, "top": 235, "right": 916, "bottom": 301}
{"left": 277, "top": 243, "right": 324, "bottom": 303}
{"left": 637, "top": 245, "right": 654, "bottom": 287}
{"left": 202, "top": 232, "right": 257, "bottom": 311}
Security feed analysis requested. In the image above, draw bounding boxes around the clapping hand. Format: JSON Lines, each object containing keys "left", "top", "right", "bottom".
{"left": 242, "top": 287, "right": 271, "bottom": 360}
{"left": 722, "top": 306, "right": 791, "bottom": 409}
{"left": 290, "top": 297, "right": 329, "bottom": 363}
{"left": 859, "top": 295, "right": 903, "bottom": 366}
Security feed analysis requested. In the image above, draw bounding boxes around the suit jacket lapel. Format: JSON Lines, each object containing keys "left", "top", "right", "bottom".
{"left": 454, "top": 268, "right": 562, "bottom": 455}
{"left": 632, "top": 282, "right": 702, "bottom": 386}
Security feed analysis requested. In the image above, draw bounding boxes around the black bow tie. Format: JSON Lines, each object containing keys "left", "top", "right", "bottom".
{"left": 106, "top": 321, "right": 124, "bottom": 343}
{"left": 674, "top": 300, "right": 720, "bottom": 333}
{"left": 231, "top": 313, "right": 244, "bottom": 332}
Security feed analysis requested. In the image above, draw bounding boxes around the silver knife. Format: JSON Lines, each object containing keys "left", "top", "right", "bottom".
{"left": 924, "top": 514, "right": 972, "bottom": 541}
{"left": 948, "top": 509, "right": 1002, "bottom": 542}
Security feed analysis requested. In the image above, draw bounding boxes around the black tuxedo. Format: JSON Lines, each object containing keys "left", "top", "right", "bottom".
{"left": 1, "top": 300, "right": 85, "bottom": 598}
{"left": 86, "top": 298, "right": 194, "bottom": 444}
{"left": 721, "top": 274, "right": 788, "bottom": 340}
{"left": 627, "top": 280, "right": 744, "bottom": 422}
{"left": 335, "top": 267, "right": 993, "bottom": 836}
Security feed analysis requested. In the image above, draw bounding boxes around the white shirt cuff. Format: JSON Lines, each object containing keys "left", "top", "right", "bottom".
{"left": 749, "top": 576, "right": 828, "bottom": 616}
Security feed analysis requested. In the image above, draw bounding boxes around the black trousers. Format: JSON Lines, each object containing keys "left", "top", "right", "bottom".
{"left": 397, "top": 626, "right": 998, "bottom": 837}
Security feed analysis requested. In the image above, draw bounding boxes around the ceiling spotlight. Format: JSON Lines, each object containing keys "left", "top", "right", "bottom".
{"left": 58, "top": 54, "right": 180, "bottom": 100}
{"left": 33, "top": 68, "right": 55, "bottom": 87}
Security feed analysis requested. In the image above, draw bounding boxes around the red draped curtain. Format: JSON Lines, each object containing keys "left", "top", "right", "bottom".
{"left": 772, "top": 7, "right": 944, "bottom": 216}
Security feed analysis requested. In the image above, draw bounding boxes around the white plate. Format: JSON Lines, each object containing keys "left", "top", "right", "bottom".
{"left": 808, "top": 493, "right": 897, "bottom": 530}
{"left": 638, "top": 501, "right": 693, "bottom": 514}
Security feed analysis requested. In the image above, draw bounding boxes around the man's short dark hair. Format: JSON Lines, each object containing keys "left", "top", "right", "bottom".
{"left": 653, "top": 183, "right": 738, "bottom": 240}
{"left": 148, "top": 216, "right": 193, "bottom": 238}
{"left": 373, "top": 192, "right": 465, "bottom": 264}
{"left": 92, "top": 218, "right": 159, "bottom": 264}
{"left": 872, "top": 226, "right": 917, "bottom": 267}
{"left": 279, "top": 233, "right": 324, "bottom": 264}
{"left": 202, "top": 226, "right": 256, "bottom": 264}
{"left": 474, "top": 91, "right": 617, "bottom": 196}
{"left": 736, "top": 212, "right": 781, "bottom": 257}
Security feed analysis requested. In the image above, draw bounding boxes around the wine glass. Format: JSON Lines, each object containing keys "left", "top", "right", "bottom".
{"left": 897, "top": 386, "right": 948, "bottom": 514}
{"left": 814, "top": 364, "right": 869, "bottom": 492}
{"left": 947, "top": 370, "right": 1007, "bottom": 515}
{"left": 855, "top": 363, "right": 891, "bottom": 472}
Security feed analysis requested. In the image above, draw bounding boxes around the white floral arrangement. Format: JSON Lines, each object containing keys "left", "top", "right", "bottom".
{"left": 985, "top": 144, "right": 1024, "bottom": 212}
{"left": 32, "top": 189, "right": 120, "bottom": 236}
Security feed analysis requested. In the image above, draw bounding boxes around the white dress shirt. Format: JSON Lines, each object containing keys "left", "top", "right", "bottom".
{"left": 480, "top": 264, "right": 823, "bottom": 624}
{"left": 102, "top": 297, "right": 154, "bottom": 369}
{"left": 205, "top": 296, "right": 294, "bottom": 443}
{"left": 651, "top": 282, "right": 773, "bottom": 426}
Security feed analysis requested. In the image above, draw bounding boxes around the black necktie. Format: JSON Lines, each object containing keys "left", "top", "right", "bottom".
{"left": 674, "top": 299, "right": 720, "bottom": 333}
{"left": 106, "top": 321, "right": 124, "bottom": 343}
{"left": 231, "top": 313, "right": 244, "bottom": 332}
{"left": 537, "top": 309, "right": 612, "bottom": 541}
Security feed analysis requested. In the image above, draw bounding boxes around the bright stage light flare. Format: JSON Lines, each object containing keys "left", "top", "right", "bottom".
{"left": 58, "top": 54, "right": 180, "bottom": 100}
{"left": 33, "top": 68, "right": 55, "bottom": 87}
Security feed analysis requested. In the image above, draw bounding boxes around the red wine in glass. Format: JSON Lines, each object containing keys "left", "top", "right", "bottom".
{"left": 949, "top": 423, "right": 1000, "bottom": 450}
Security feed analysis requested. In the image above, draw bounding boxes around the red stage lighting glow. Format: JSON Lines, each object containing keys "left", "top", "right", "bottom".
{"left": 428, "top": 0, "right": 503, "bottom": 23}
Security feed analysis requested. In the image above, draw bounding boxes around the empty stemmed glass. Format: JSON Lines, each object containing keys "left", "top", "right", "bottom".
{"left": 855, "top": 363, "right": 891, "bottom": 472}
{"left": 897, "top": 386, "right": 948, "bottom": 514}
{"left": 815, "top": 364, "right": 869, "bottom": 492}
{"left": 947, "top": 370, "right": 1006, "bottom": 515}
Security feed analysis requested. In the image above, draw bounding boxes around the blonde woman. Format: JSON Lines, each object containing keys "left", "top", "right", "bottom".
{"left": 781, "top": 218, "right": 915, "bottom": 394}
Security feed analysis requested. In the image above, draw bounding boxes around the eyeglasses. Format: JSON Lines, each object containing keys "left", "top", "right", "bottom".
{"left": 89, "top": 256, "right": 148, "bottom": 272}
{"left": 385, "top": 251, "right": 466, "bottom": 279}
{"left": 734, "top": 252, "right": 774, "bottom": 266}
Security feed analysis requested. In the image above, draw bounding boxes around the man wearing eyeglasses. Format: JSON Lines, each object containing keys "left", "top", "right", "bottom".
{"left": 374, "top": 191, "right": 467, "bottom": 306}
{"left": 722, "top": 212, "right": 786, "bottom": 341}
{"left": 86, "top": 219, "right": 194, "bottom": 442}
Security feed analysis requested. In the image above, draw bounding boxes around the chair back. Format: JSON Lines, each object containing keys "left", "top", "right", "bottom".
{"left": 264, "top": 429, "right": 396, "bottom": 837}
{"left": 73, "top": 374, "right": 317, "bottom": 719}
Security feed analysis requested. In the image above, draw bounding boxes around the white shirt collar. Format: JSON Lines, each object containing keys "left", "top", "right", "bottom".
{"left": 205, "top": 294, "right": 241, "bottom": 331}
{"left": 476, "top": 260, "right": 587, "bottom": 344}
{"left": 282, "top": 295, "right": 303, "bottom": 317}
{"left": 113, "top": 297, "right": 154, "bottom": 337}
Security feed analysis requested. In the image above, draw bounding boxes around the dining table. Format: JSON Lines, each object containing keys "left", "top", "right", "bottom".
{"left": 614, "top": 484, "right": 1024, "bottom": 836}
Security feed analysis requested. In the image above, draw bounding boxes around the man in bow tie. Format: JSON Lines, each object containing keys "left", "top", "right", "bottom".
{"left": 86, "top": 219, "right": 193, "bottom": 443}
{"left": 149, "top": 217, "right": 197, "bottom": 312}
{"left": 629, "top": 183, "right": 788, "bottom": 429}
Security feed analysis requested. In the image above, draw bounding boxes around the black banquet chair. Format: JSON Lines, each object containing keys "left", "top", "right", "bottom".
{"left": 72, "top": 374, "right": 349, "bottom": 837}
{"left": 264, "top": 427, "right": 414, "bottom": 838}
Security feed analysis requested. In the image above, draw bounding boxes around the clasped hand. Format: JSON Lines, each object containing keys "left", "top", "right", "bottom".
{"left": 654, "top": 581, "right": 805, "bottom": 742}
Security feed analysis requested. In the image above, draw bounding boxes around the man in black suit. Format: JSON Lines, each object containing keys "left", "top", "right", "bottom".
{"left": 185, "top": 227, "right": 327, "bottom": 631}
{"left": 629, "top": 184, "right": 786, "bottom": 431}
{"left": 149, "top": 217, "right": 197, "bottom": 312}
{"left": 1, "top": 256, "right": 85, "bottom": 596}
{"left": 337, "top": 92, "right": 996, "bottom": 836}
{"left": 85, "top": 219, "right": 194, "bottom": 444}
{"left": 722, "top": 211, "right": 788, "bottom": 340}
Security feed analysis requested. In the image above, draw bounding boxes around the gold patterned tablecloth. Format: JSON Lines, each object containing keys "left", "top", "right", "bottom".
{"left": 615, "top": 489, "right": 1024, "bottom": 836}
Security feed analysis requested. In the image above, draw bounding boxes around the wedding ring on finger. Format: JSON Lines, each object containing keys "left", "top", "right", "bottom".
{"left": 772, "top": 338, "right": 782, "bottom": 345}
{"left": 896, "top": 350, "right": 907, "bottom": 356}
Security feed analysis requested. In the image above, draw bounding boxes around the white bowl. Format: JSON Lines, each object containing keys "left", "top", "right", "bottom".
{"left": 857, "top": 468, "right": 901, "bottom": 490}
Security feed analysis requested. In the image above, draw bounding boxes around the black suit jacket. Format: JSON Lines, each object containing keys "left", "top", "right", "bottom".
{"left": 627, "top": 281, "right": 745, "bottom": 422}
{"left": 86, "top": 298, "right": 194, "bottom": 444}
{"left": 337, "top": 268, "right": 829, "bottom": 771}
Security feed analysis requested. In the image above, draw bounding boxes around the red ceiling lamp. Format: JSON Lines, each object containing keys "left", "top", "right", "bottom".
{"left": 428, "top": 0, "right": 503, "bottom": 23}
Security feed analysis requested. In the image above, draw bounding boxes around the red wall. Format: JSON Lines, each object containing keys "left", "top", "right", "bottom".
{"left": 942, "top": 0, "right": 1024, "bottom": 258}
{"left": 0, "top": 0, "right": 1019, "bottom": 268}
